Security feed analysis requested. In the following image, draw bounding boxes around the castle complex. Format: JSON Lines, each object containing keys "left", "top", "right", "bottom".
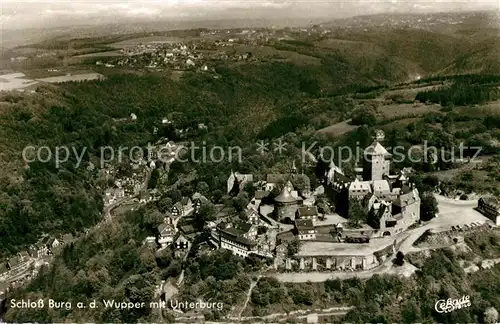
{"left": 214, "top": 132, "right": 421, "bottom": 272}
{"left": 327, "top": 135, "right": 421, "bottom": 238}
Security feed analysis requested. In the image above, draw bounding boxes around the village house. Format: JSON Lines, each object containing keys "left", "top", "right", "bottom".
{"left": 158, "top": 223, "right": 176, "bottom": 247}
{"left": 216, "top": 222, "right": 258, "bottom": 258}
{"left": 180, "top": 197, "right": 193, "bottom": 213}
{"left": 7, "top": 256, "right": 28, "bottom": 273}
{"left": 175, "top": 234, "right": 190, "bottom": 250}
{"left": 478, "top": 197, "right": 500, "bottom": 225}
{"left": 143, "top": 236, "right": 156, "bottom": 246}
{"left": 29, "top": 245, "right": 42, "bottom": 258}
{"left": 171, "top": 201, "right": 184, "bottom": 217}
{"left": 295, "top": 219, "right": 316, "bottom": 240}
{"left": 104, "top": 187, "right": 125, "bottom": 205}
{"left": 246, "top": 208, "right": 260, "bottom": 225}
{"left": 192, "top": 192, "right": 209, "bottom": 213}
{"left": 247, "top": 190, "right": 270, "bottom": 212}
{"left": 296, "top": 206, "right": 319, "bottom": 222}
{"left": 0, "top": 263, "right": 9, "bottom": 280}
{"left": 35, "top": 236, "right": 60, "bottom": 255}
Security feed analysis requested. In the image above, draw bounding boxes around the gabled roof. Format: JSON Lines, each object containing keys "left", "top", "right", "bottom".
{"left": 481, "top": 197, "right": 499, "bottom": 209}
{"left": 8, "top": 256, "right": 20, "bottom": 267}
{"left": 233, "top": 221, "right": 253, "bottom": 234}
{"left": 158, "top": 223, "right": 175, "bottom": 235}
{"left": 349, "top": 179, "right": 372, "bottom": 192}
{"left": 295, "top": 219, "right": 314, "bottom": 231}
{"left": 234, "top": 172, "right": 254, "bottom": 182}
{"left": 297, "top": 206, "right": 318, "bottom": 217}
{"left": 180, "top": 197, "right": 192, "bottom": 205}
{"left": 365, "top": 141, "right": 391, "bottom": 156}
{"left": 254, "top": 190, "right": 270, "bottom": 200}
{"left": 192, "top": 192, "right": 209, "bottom": 204}
{"left": 328, "top": 160, "right": 344, "bottom": 175}
{"left": 176, "top": 234, "right": 189, "bottom": 244}
{"left": 0, "top": 263, "right": 8, "bottom": 274}
{"left": 329, "top": 170, "right": 351, "bottom": 186}
{"left": 219, "top": 227, "right": 256, "bottom": 247}
{"left": 372, "top": 180, "right": 391, "bottom": 193}
{"left": 172, "top": 202, "right": 183, "bottom": 210}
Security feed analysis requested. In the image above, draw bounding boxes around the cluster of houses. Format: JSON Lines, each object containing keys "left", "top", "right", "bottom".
{"left": 0, "top": 234, "right": 73, "bottom": 288}
{"left": 106, "top": 42, "right": 211, "bottom": 71}
{"left": 148, "top": 193, "right": 211, "bottom": 258}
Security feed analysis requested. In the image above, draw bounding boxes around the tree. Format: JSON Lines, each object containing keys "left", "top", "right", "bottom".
{"left": 194, "top": 203, "right": 216, "bottom": 230}
{"left": 232, "top": 192, "right": 249, "bottom": 212}
{"left": 196, "top": 181, "right": 209, "bottom": 196}
{"left": 242, "top": 182, "right": 256, "bottom": 198}
{"left": 348, "top": 198, "right": 366, "bottom": 228}
{"left": 484, "top": 307, "right": 499, "bottom": 324}
{"left": 351, "top": 106, "right": 377, "bottom": 126}
{"left": 148, "top": 168, "right": 160, "bottom": 189}
{"left": 394, "top": 251, "right": 405, "bottom": 266}
{"left": 169, "top": 189, "right": 182, "bottom": 202}
{"left": 257, "top": 226, "right": 268, "bottom": 235}
{"left": 287, "top": 239, "right": 300, "bottom": 257}
{"left": 157, "top": 197, "right": 173, "bottom": 213}
{"left": 420, "top": 193, "right": 439, "bottom": 221}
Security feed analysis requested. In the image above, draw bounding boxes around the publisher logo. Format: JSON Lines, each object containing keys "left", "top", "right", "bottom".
{"left": 435, "top": 295, "right": 471, "bottom": 313}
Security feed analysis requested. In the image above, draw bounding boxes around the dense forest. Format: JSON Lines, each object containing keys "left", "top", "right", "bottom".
{"left": 415, "top": 75, "right": 500, "bottom": 106}
{"left": 1, "top": 64, "right": 500, "bottom": 256}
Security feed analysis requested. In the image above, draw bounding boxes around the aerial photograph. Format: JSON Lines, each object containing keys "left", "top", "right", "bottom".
{"left": 0, "top": 0, "right": 499, "bottom": 323}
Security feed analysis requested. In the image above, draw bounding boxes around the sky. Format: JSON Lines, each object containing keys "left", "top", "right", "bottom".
{"left": 1, "top": 0, "right": 499, "bottom": 30}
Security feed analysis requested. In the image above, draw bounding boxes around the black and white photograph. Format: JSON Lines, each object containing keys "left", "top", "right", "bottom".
{"left": 0, "top": 0, "right": 499, "bottom": 323}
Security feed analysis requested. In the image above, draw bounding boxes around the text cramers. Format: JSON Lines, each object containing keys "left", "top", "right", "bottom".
{"left": 435, "top": 295, "right": 471, "bottom": 313}
{"left": 10, "top": 299, "right": 71, "bottom": 310}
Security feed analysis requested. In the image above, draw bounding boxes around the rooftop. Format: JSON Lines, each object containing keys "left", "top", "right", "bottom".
{"left": 297, "top": 206, "right": 319, "bottom": 217}
{"left": 365, "top": 141, "right": 391, "bottom": 157}
{"left": 295, "top": 219, "right": 314, "bottom": 230}
{"left": 275, "top": 186, "right": 297, "bottom": 203}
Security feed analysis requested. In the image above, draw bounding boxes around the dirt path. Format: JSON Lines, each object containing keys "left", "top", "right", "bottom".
{"left": 237, "top": 275, "right": 262, "bottom": 321}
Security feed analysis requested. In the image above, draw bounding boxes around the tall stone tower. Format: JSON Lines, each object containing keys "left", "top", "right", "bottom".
{"left": 363, "top": 130, "right": 391, "bottom": 181}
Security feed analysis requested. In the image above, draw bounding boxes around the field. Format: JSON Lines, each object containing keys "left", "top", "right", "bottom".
{"left": 75, "top": 51, "right": 123, "bottom": 58}
{"left": 233, "top": 44, "right": 322, "bottom": 66}
{"left": 36, "top": 72, "right": 104, "bottom": 83}
{"left": 110, "top": 36, "right": 185, "bottom": 49}
{"left": 0, "top": 72, "right": 38, "bottom": 91}
{"left": 316, "top": 119, "right": 359, "bottom": 137}
{"left": 378, "top": 102, "right": 441, "bottom": 119}
{"left": 0, "top": 70, "right": 104, "bottom": 91}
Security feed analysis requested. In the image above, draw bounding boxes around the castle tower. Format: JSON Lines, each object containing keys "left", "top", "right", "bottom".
{"left": 363, "top": 131, "right": 391, "bottom": 181}
{"left": 275, "top": 185, "right": 299, "bottom": 222}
